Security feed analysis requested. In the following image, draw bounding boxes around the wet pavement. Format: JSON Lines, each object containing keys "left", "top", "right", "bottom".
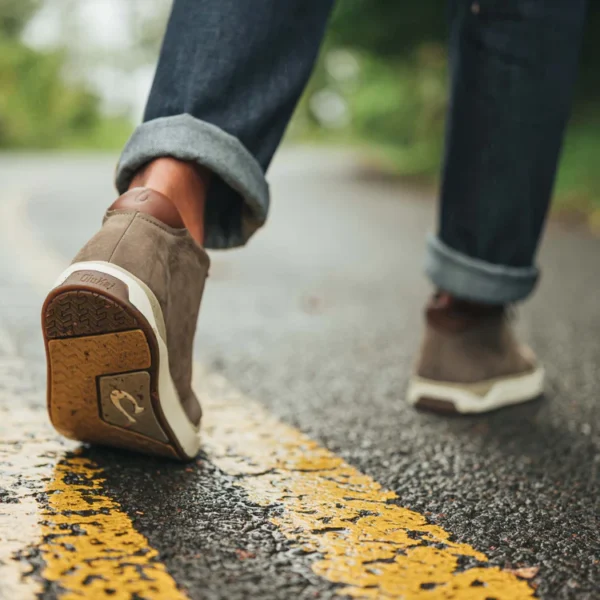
{"left": 0, "top": 149, "right": 598, "bottom": 599}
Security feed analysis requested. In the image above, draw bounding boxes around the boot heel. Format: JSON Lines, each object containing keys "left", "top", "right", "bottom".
{"left": 42, "top": 272, "right": 182, "bottom": 459}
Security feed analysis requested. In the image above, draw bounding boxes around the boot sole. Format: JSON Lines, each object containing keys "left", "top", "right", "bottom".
{"left": 42, "top": 261, "right": 201, "bottom": 461}
{"left": 406, "top": 366, "right": 545, "bottom": 414}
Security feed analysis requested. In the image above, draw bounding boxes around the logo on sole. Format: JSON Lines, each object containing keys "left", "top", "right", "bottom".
{"left": 80, "top": 272, "right": 116, "bottom": 290}
{"left": 110, "top": 389, "right": 145, "bottom": 424}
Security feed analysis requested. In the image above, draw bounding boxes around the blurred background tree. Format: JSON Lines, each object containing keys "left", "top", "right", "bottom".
{"left": 294, "top": 1, "right": 600, "bottom": 223}
{"left": 0, "top": 0, "right": 168, "bottom": 149}
{"left": 1, "top": 0, "right": 40, "bottom": 38}
{"left": 0, "top": 0, "right": 104, "bottom": 148}
{"left": 0, "top": 0, "right": 599, "bottom": 224}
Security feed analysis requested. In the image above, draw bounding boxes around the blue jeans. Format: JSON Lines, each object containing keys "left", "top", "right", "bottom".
{"left": 116, "top": 0, "right": 587, "bottom": 304}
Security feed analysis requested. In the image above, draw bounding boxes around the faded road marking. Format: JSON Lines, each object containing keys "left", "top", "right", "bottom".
{"left": 0, "top": 404, "right": 57, "bottom": 600}
{"left": 3, "top": 189, "right": 536, "bottom": 598}
{"left": 0, "top": 355, "right": 74, "bottom": 600}
{"left": 4, "top": 364, "right": 535, "bottom": 600}
{"left": 199, "top": 370, "right": 536, "bottom": 599}
{"left": 41, "top": 457, "right": 188, "bottom": 600}
{"left": 0, "top": 355, "right": 187, "bottom": 600}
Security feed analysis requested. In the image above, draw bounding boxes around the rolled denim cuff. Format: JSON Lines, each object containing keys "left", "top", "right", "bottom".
{"left": 425, "top": 235, "right": 539, "bottom": 303}
{"left": 115, "top": 113, "right": 269, "bottom": 249}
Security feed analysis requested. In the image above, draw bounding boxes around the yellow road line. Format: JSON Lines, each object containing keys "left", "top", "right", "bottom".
{"left": 0, "top": 352, "right": 70, "bottom": 600}
{"left": 1, "top": 361, "right": 538, "bottom": 600}
{"left": 0, "top": 362, "right": 187, "bottom": 600}
{"left": 2, "top": 191, "right": 537, "bottom": 598}
{"left": 198, "top": 370, "right": 536, "bottom": 599}
{"left": 0, "top": 404, "right": 53, "bottom": 600}
{"left": 3, "top": 366, "right": 537, "bottom": 599}
{"left": 41, "top": 457, "right": 188, "bottom": 600}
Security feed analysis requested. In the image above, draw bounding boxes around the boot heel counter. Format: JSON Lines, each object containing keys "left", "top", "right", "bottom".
{"left": 61, "top": 270, "right": 130, "bottom": 302}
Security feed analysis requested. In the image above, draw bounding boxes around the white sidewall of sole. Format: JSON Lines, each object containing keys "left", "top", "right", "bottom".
{"left": 407, "top": 367, "right": 545, "bottom": 414}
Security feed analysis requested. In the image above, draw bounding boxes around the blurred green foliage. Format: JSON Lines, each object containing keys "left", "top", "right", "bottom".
{"left": 293, "top": 4, "right": 451, "bottom": 177}
{"left": 0, "top": 0, "right": 130, "bottom": 149}
{"left": 296, "top": 1, "right": 600, "bottom": 217}
{"left": 330, "top": 1, "right": 446, "bottom": 58}
{"left": 1, "top": 0, "right": 600, "bottom": 221}
{"left": 1, "top": 0, "right": 40, "bottom": 38}
{"left": 0, "top": 41, "right": 100, "bottom": 148}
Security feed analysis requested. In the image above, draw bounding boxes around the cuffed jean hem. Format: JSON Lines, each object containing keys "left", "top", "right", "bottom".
{"left": 115, "top": 113, "right": 269, "bottom": 249}
{"left": 425, "top": 235, "right": 539, "bottom": 304}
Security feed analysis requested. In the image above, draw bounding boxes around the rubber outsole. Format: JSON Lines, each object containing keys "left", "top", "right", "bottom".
{"left": 407, "top": 366, "right": 545, "bottom": 415}
{"left": 42, "top": 271, "right": 191, "bottom": 460}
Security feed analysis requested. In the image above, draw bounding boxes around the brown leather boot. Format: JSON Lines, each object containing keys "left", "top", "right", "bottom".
{"left": 407, "top": 293, "right": 544, "bottom": 414}
{"left": 41, "top": 188, "right": 209, "bottom": 460}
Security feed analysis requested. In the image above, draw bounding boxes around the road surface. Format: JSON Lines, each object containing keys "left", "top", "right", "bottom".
{"left": 0, "top": 148, "right": 598, "bottom": 599}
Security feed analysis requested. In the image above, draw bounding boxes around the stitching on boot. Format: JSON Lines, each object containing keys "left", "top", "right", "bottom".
{"left": 107, "top": 212, "right": 136, "bottom": 263}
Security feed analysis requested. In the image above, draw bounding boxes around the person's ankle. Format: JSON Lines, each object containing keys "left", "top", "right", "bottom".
{"left": 426, "top": 291, "right": 506, "bottom": 332}
{"left": 127, "top": 157, "right": 210, "bottom": 245}
{"left": 430, "top": 291, "right": 505, "bottom": 313}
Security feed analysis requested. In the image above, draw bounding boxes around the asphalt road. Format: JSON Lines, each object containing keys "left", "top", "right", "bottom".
{"left": 0, "top": 148, "right": 598, "bottom": 599}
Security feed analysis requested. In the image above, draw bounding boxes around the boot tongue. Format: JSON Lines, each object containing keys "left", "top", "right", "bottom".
{"left": 427, "top": 292, "right": 505, "bottom": 332}
{"left": 108, "top": 187, "right": 185, "bottom": 229}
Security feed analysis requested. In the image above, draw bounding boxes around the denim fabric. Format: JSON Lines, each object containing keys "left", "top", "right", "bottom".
{"left": 434, "top": 0, "right": 587, "bottom": 302}
{"left": 117, "top": 115, "right": 269, "bottom": 248}
{"left": 426, "top": 235, "right": 539, "bottom": 304}
{"left": 116, "top": 0, "right": 334, "bottom": 249}
{"left": 116, "top": 0, "right": 587, "bottom": 301}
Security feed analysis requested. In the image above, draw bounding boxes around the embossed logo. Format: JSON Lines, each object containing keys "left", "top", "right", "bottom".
{"left": 110, "top": 390, "right": 145, "bottom": 424}
{"left": 80, "top": 272, "right": 116, "bottom": 290}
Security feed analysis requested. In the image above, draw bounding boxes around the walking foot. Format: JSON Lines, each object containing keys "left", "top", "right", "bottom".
{"left": 407, "top": 293, "right": 544, "bottom": 414}
{"left": 42, "top": 189, "right": 209, "bottom": 460}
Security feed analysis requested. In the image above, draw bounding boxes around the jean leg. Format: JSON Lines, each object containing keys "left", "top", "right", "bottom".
{"left": 427, "top": 0, "right": 587, "bottom": 303}
{"left": 116, "top": 0, "right": 334, "bottom": 249}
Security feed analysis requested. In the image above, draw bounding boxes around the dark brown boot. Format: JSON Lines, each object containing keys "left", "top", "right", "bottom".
{"left": 407, "top": 293, "right": 544, "bottom": 414}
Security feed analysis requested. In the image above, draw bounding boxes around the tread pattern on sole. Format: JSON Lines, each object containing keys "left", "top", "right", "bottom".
{"left": 44, "top": 290, "right": 139, "bottom": 339}
{"left": 47, "top": 331, "right": 177, "bottom": 458}
{"left": 43, "top": 286, "right": 180, "bottom": 460}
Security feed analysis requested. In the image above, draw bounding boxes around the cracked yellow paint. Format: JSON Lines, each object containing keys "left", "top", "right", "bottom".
{"left": 41, "top": 456, "right": 188, "bottom": 600}
{"left": 0, "top": 404, "right": 60, "bottom": 600}
{"left": 2, "top": 181, "right": 538, "bottom": 598}
{"left": 4, "top": 364, "right": 536, "bottom": 600}
{"left": 199, "top": 371, "right": 536, "bottom": 600}
{"left": 0, "top": 373, "right": 186, "bottom": 600}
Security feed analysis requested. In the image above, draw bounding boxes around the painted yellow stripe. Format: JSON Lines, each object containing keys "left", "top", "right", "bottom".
{"left": 1, "top": 355, "right": 535, "bottom": 599}
{"left": 1, "top": 178, "right": 539, "bottom": 598}
{"left": 0, "top": 403, "right": 58, "bottom": 600}
{"left": 41, "top": 456, "right": 188, "bottom": 600}
{"left": 0, "top": 360, "right": 187, "bottom": 600}
{"left": 198, "top": 370, "right": 536, "bottom": 599}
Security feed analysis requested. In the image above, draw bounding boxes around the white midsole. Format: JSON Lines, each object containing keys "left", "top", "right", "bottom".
{"left": 406, "top": 366, "right": 545, "bottom": 414}
{"left": 53, "top": 261, "right": 201, "bottom": 458}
